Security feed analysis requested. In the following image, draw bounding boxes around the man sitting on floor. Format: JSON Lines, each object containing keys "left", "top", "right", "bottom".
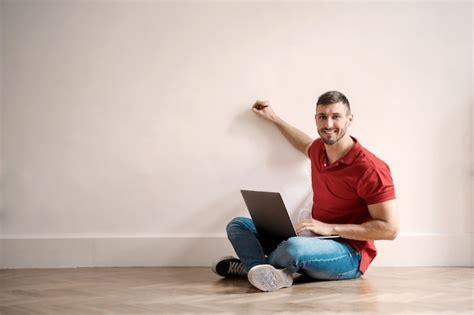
{"left": 212, "top": 91, "right": 399, "bottom": 292}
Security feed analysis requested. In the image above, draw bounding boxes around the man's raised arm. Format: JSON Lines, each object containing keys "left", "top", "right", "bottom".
{"left": 252, "top": 100, "right": 313, "bottom": 157}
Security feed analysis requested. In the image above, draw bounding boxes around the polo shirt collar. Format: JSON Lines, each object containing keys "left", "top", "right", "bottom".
{"left": 321, "top": 136, "right": 362, "bottom": 167}
{"left": 339, "top": 136, "right": 362, "bottom": 165}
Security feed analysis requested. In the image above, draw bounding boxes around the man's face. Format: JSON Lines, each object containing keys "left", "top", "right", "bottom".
{"left": 315, "top": 102, "right": 353, "bottom": 145}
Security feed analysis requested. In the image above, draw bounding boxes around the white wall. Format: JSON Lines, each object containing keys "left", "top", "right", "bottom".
{"left": 0, "top": 1, "right": 472, "bottom": 268}
{"left": 471, "top": 0, "right": 474, "bottom": 268}
{"left": 0, "top": 0, "right": 3, "bottom": 268}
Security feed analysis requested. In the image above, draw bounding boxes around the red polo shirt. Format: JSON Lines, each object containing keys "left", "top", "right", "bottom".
{"left": 308, "top": 136, "right": 396, "bottom": 273}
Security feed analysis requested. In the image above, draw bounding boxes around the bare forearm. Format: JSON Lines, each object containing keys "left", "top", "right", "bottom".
{"left": 298, "top": 199, "right": 399, "bottom": 241}
{"left": 331, "top": 220, "right": 399, "bottom": 241}
{"left": 272, "top": 116, "right": 313, "bottom": 154}
{"left": 252, "top": 100, "right": 313, "bottom": 154}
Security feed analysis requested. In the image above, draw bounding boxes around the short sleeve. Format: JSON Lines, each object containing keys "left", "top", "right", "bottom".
{"left": 307, "top": 139, "right": 319, "bottom": 160}
{"left": 356, "top": 166, "right": 396, "bottom": 205}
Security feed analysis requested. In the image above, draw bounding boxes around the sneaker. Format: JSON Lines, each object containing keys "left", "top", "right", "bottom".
{"left": 247, "top": 264, "right": 293, "bottom": 292}
{"left": 212, "top": 256, "right": 247, "bottom": 278}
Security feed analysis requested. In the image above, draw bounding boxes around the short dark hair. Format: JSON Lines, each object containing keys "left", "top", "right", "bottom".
{"left": 317, "top": 91, "right": 351, "bottom": 113}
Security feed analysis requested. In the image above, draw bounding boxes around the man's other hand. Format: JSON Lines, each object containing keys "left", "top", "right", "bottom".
{"left": 296, "top": 218, "right": 337, "bottom": 236}
{"left": 252, "top": 100, "right": 278, "bottom": 122}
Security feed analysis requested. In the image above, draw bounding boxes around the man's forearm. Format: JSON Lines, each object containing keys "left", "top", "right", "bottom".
{"left": 272, "top": 116, "right": 313, "bottom": 154}
{"left": 331, "top": 220, "right": 399, "bottom": 241}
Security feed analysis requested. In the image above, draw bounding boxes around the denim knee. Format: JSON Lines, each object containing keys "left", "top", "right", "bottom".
{"left": 269, "top": 237, "right": 304, "bottom": 269}
{"left": 226, "top": 217, "right": 252, "bottom": 239}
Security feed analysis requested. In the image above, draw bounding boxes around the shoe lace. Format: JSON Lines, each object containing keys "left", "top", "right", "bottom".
{"left": 228, "top": 261, "right": 247, "bottom": 276}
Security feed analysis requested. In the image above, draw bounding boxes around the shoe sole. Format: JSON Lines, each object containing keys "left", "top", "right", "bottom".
{"left": 248, "top": 264, "right": 293, "bottom": 292}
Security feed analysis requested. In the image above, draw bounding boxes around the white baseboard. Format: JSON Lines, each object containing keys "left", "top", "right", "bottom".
{"left": 1, "top": 233, "right": 472, "bottom": 269}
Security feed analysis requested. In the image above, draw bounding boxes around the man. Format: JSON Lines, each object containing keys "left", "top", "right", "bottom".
{"left": 212, "top": 91, "right": 399, "bottom": 292}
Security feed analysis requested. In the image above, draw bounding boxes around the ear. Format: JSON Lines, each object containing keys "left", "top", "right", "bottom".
{"left": 348, "top": 113, "right": 354, "bottom": 125}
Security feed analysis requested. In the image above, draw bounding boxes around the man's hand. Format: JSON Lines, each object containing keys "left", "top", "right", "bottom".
{"left": 296, "top": 218, "right": 337, "bottom": 236}
{"left": 251, "top": 99, "right": 313, "bottom": 156}
{"left": 252, "top": 100, "right": 278, "bottom": 122}
{"left": 295, "top": 200, "right": 399, "bottom": 241}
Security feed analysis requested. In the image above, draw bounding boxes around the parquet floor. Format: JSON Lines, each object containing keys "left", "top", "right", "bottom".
{"left": 0, "top": 267, "right": 472, "bottom": 314}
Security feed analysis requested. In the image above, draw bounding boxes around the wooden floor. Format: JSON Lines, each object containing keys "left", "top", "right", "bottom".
{"left": 0, "top": 267, "right": 472, "bottom": 314}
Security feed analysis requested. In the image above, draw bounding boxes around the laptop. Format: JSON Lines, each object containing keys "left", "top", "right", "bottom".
{"left": 240, "top": 189, "right": 340, "bottom": 239}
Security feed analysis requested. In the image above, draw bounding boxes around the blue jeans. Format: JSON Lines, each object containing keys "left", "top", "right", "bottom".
{"left": 226, "top": 217, "right": 362, "bottom": 280}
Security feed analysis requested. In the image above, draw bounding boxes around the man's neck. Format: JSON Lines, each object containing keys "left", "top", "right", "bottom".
{"left": 325, "top": 135, "right": 355, "bottom": 164}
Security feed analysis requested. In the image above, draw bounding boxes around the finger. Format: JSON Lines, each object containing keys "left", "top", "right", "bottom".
{"left": 252, "top": 104, "right": 268, "bottom": 111}
{"left": 300, "top": 219, "right": 310, "bottom": 225}
{"left": 297, "top": 222, "right": 309, "bottom": 229}
{"left": 252, "top": 107, "right": 262, "bottom": 115}
{"left": 254, "top": 100, "right": 269, "bottom": 107}
{"left": 296, "top": 221, "right": 309, "bottom": 229}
